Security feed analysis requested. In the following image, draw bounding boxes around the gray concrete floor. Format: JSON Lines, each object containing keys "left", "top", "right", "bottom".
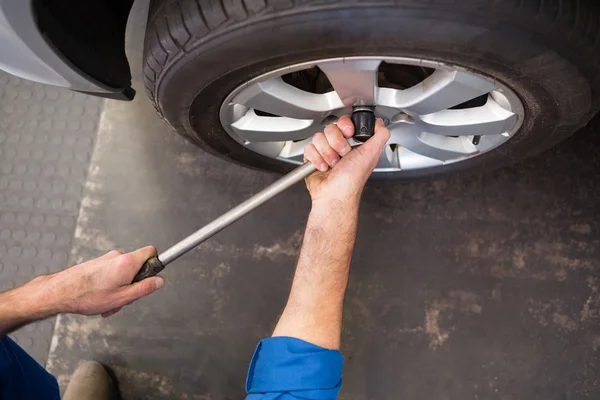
{"left": 3, "top": 3, "right": 600, "bottom": 399}
{"left": 46, "top": 98, "right": 600, "bottom": 399}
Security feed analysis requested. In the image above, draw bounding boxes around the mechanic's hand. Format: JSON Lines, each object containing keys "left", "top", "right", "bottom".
{"left": 52, "top": 246, "right": 164, "bottom": 318}
{"left": 304, "top": 115, "right": 390, "bottom": 205}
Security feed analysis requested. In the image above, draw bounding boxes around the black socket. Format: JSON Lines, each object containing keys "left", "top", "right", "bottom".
{"left": 351, "top": 107, "right": 376, "bottom": 142}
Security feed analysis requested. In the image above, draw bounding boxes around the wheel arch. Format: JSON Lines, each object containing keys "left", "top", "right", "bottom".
{"left": 31, "top": 0, "right": 136, "bottom": 98}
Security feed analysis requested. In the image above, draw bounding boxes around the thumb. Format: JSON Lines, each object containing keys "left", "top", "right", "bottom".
{"left": 118, "top": 276, "right": 165, "bottom": 305}
{"left": 357, "top": 118, "right": 391, "bottom": 159}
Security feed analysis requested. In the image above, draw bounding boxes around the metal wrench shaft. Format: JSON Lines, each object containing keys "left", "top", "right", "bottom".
{"left": 132, "top": 162, "right": 317, "bottom": 282}
{"left": 131, "top": 106, "right": 377, "bottom": 284}
{"left": 161, "top": 162, "right": 316, "bottom": 264}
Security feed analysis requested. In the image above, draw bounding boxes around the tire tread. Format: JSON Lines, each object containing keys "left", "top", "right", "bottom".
{"left": 143, "top": 0, "right": 600, "bottom": 120}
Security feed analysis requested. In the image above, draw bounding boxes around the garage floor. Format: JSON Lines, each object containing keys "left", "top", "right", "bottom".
{"left": 0, "top": 73, "right": 102, "bottom": 363}
{"left": 3, "top": 3, "right": 599, "bottom": 399}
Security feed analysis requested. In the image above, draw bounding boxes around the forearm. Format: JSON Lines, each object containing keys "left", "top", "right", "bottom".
{"left": 0, "top": 246, "right": 163, "bottom": 337}
{"left": 0, "top": 274, "right": 62, "bottom": 337}
{"left": 273, "top": 199, "right": 359, "bottom": 349}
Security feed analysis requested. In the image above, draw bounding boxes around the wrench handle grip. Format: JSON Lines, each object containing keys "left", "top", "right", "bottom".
{"left": 132, "top": 256, "right": 165, "bottom": 283}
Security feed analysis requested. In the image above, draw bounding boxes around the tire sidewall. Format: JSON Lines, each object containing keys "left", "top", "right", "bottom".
{"left": 154, "top": 4, "right": 594, "bottom": 178}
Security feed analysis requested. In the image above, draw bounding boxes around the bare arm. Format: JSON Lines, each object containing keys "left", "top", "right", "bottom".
{"left": 272, "top": 116, "right": 390, "bottom": 349}
{"left": 0, "top": 274, "right": 60, "bottom": 337}
{"left": 0, "top": 246, "right": 164, "bottom": 337}
{"left": 272, "top": 202, "right": 358, "bottom": 349}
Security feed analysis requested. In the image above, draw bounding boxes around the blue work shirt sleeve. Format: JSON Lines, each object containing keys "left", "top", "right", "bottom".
{"left": 245, "top": 336, "right": 344, "bottom": 400}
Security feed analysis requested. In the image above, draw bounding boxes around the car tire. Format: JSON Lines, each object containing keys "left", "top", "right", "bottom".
{"left": 143, "top": 0, "right": 600, "bottom": 178}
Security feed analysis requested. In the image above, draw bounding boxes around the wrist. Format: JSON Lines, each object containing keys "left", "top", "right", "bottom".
{"left": 21, "top": 274, "right": 64, "bottom": 318}
{"left": 0, "top": 274, "right": 62, "bottom": 335}
{"left": 311, "top": 196, "right": 361, "bottom": 215}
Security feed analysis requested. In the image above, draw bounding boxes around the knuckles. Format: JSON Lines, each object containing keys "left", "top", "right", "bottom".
{"left": 115, "top": 253, "right": 134, "bottom": 269}
{"left": 146, "top": 245, "right": 157, "bottom": 255}
{"left": 323, "top": 124, "right": 339, "bottom": 136}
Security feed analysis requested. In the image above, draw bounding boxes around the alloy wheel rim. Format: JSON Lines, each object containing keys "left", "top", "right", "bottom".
{"left": 219, "top": 57, "right": 524, "bottom": 172}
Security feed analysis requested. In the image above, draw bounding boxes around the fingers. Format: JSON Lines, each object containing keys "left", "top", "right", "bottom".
{"left": 102, "top": 272, "right": 164, "bottom": 317}
{"left": 110, "top": 246, "right": 158, "bottom": 282}
{"left": 97, "top": 250, "right": 123, "bottom": 261}
{"left": 117, "top": 245, "right": 158, "bottom": 276}
{"left": 304, "top": 123, "right": 351, "bottom": 171}
{"left": 118, "top": 276, "right": 165, "bottom": 306}
{"left": 359, "top": 118, "right": 391, "bottom": 157}
{"left": 336, "top": 115, "right": 354, "bottom": 138}
{"left": 304, "top": 117, "right": 390, "bottom": 173}
{"left": 324, "top": 124, "right": 351, "bottom": 157}
{"left": 375, "top": 118, "right": 391, "bottom": 141}
{"left": 129, "top": 245, "right": 158, "bottom": 266}
{"left": 101, "top": 307, "right": 121, "bottom": 318}
{"left": 312, "top": 132, "right": 341, "bottom": 168}
{"left": 304, "top": 143, "right": 328, "bottom": 172}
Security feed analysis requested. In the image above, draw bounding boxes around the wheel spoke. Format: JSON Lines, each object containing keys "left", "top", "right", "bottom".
{"left": 375, "top": 145, "right": 400, "bottom": 171}
{"left": 318, "top": 59, "right": 381, "bottom": 106}
{"left": 397, "top": 147, "right": 444, "bottom": 170}
{"left": 389, "top": 125, "right": 479, "bottom": 162}
{"left": 278, "top": 138, "right": 312, "bottom": 161}
{"left": 419, "top": 98, "right": 516, "bottom": 136}
{"left": 231, "top": 110, "right": 320, "bottom": 142}
{"left": 377, "top": 69, "right": 495, "bottom": 115}
{"left": 231, "top": 77, "right": 344, "bottom": 119}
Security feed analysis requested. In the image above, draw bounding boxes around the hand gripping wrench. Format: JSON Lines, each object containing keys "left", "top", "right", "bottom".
{"left": 132, "top": 107, "right": 377, "bottom": 283}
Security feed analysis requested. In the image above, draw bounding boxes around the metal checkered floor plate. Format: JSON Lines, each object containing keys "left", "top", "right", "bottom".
{"left": 0, "top": 71, "right": 102, "bottom": 364}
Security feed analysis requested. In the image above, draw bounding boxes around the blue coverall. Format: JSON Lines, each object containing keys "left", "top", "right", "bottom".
{"left": 0, "top": 335, "right": 343, "bottom": 399}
